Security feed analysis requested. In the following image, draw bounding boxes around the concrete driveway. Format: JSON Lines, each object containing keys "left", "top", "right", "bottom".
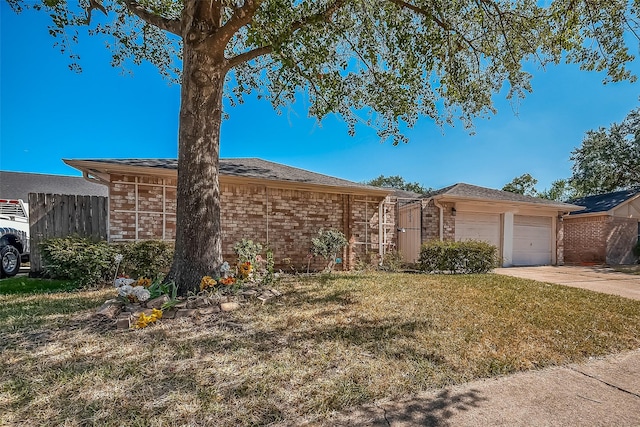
{"left": 494, "top": 266, "right": 640, "bottom": 301}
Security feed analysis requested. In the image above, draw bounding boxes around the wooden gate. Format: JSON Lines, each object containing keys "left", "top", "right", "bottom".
{"left": 397, "top": 199, "right": 422, "bottom": 263}
{"left": 29, "top": 193, "right": 108, "bottom": 274}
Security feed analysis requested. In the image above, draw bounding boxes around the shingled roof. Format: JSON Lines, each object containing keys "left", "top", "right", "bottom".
{"left": 430, "top": 183, "right": 583, "bottom": 210}
{"left": 63, "top": 158, "right": 388, "bottom": 194}
{"left": 0, "top": 171, "right": 108, "bottom": 200}
{"left": 569, "top": 188, "right": 640, "bottom": 215}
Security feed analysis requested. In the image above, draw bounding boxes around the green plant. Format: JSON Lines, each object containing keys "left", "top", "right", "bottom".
{"left": 147, "top": 275, "right": 171, "bottom": 299}
{"left": 161, "top": 281, "right": 180, "bottom": 310}
{"left": 311, "top": 229, "right": 348, "bottom": 272}
{"left": 118, "top": 240, "right": 174, "bottom": 280}
{"left": 262, "top": 248, "right": 275, "bottom": 286}
{"left": 380, "top": 250, "right": 404, "bottom": 272}
{"left": 419, "top": 240, "right": 498, "bottom": 274}
{"left": 39, "top": 236, "right": 118, "bottom": 286}
{"left": 233, "top": 239, "right": 263, "bottom": 264}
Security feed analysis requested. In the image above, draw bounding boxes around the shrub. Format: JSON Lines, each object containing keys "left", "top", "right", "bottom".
{"left": 419, "top": 240, "right": 498, "bottom": 274}
{"left": 311, "top": 229, "right": 348, "bottom": 272}
{"left": 39, "top": 236, "right": 117, "bottom": 286}
{"left": 118, "top": 240, "right": 174, "bottom": 280}
{"left": 380, "top": 250, "right": 404, "bottom": 272}
{"left": 233, "top": 239, "right": 263, "bottom": 264}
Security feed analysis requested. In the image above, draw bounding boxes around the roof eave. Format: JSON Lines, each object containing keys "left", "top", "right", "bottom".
{"left": 431, "top": 193, "right": 584, "bottom": 211}
{"left": 64, "top": 159, "right": 391, "bottom": 197}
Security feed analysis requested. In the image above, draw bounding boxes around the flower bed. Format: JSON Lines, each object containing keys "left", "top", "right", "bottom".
{"left": 96, "top": 246, "right": 279, "bottom": 329}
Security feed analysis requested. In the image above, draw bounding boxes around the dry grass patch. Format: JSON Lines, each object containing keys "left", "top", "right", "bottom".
{"left": 1, "top": 272, "right": 640, "bottom": 426}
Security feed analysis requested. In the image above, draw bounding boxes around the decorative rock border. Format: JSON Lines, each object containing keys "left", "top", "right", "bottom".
{"left": 95, "top": 287, "right": 283, "bottom": 329}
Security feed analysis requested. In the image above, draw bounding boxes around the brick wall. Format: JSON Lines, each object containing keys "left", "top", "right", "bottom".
{"left": 564, "top": 215, "right": 608, "bottom": 264}
{"left": 606, "top": 217, "right": 638, "bottom": 264}
{"left": 421, "top": 199, "right": 439, "bottom": 242}
{"left": 564, "top": 215, "right": 639, "bottom": 265}
{"left": 420, "top": 199, "right": 455, "bottom": 243}
{"left": 108, "top": 173, "right": 387, "bottom": 271}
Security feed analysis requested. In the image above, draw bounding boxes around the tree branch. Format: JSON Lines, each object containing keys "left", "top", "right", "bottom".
{"left": 225, "top": 45, "right": 272, "bottom": 70}
{"left": 215, "top": 0, "right": 261, "bottom": 46}
{"left": 122, "top": 0, "right": 182, "bottom": 36}
{"left": 222, "top": 0, "right": 346, "bottom": 70}
{"left": 387, "top": 0, "right": 450, "bottom": 30}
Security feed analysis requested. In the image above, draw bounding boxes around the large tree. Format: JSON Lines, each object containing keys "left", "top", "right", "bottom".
{"left": 502, "top": 173, "right": 538, "bottom": 197}
{"left": 502, "top": 174, "right": 578, "bottom": 201}
{"left": 365, "top": 175, "right": 432, "bottom": 195}
{"left": 570, "top": 107, "right": 640, "bottom": 196}
{"left": 9, "top": 0, "right": 639, "bottom": 294}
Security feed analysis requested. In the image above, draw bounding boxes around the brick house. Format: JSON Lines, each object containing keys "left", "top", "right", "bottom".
{"left": 64, "top": 158, "right": 394, "bottom": 271}
{"left": 564, "top": 189, "right": 640, "bottom": 265}
{"left": 64, "top": 158, "right": 585, "bottom": 269}
{"left": 393, "top": 183, "right": 583, "bottom": 266}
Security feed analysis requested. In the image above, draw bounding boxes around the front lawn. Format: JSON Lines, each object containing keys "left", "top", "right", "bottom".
{"left": 1, "top": 272, "right": 640, "bottom": 426}
{"left": 0, "top": 276, "right": 80, "bottom": 294}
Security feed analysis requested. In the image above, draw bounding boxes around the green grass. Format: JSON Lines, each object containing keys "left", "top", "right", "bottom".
{"left": 0, "top": 277, "right": 80, "bottom": 294}
{"left": 1, "top": 272, "right": 639, "bottom": 426}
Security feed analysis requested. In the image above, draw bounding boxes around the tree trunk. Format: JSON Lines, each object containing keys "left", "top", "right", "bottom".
{"left": 168, "top": 13, "right": 226, "bottom": 296}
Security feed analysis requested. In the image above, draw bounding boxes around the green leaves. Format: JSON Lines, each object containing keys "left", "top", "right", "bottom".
{"left": 15, "top": 0, "right": 640, "bottom": 143}
{"left": 502, "top": 173, "right": 539, "bottom": 197}
{"left": 365, "top": 174, "right": 432, "bottom": 195}
{"left": 570, "top": 107, "right": 640, "bottom": 196}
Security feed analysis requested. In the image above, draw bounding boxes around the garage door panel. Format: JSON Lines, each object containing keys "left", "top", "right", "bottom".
{"left": 455, "top": 212, "right": 501, "bottom": 248}
{"left": 513, "top": 215, "right": 552, "bottom": 266}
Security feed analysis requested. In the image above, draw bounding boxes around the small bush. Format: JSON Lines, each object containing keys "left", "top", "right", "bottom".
{"left": 419, "top": 240, "right": 498, "bottom": 274}
{"left": 118, "top": 240, "right": 174, "bottom": 280}
{"left": 380, "top": 250, "right": 404, "bottom": 272}
{"left": 311, "top": 229, "right": 348, "bottom": 272}
{"left": 233, "top": 239, "right": 263, "bottom": 264}
{"left": 39, "top": 236, "right": 117, "bottom": 286}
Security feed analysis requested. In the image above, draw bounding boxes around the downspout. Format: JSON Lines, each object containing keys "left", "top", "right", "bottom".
{"left": 378, "top": 199, "right": 385, "bottom": 264}
{"left": 433, "top": 197, "right": 444, "bottom": 241}
{"left": 265, "top": 186, "right": 269, "bottom": 246}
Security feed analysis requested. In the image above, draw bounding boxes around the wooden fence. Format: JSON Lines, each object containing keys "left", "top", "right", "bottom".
{"left": 29, "top": 193, "right": 108, "bottom": 275}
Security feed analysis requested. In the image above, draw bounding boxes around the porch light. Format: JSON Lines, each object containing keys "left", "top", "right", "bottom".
{"left": 451, "top": 207, "right": 457, "bottom": 216}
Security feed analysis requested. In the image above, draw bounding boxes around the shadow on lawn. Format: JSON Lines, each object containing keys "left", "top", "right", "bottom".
{"left": 332, "top": 387, "right": 487, "bottom": 427}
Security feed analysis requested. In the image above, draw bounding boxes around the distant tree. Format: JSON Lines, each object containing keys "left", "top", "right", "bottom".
{"left": 538, "top": 179, "right": 577, "bottom": 202}
{"left": 570, "top": 108, "right": 640, "bottom": 196}
{"left": 11, "top": 0, "right": 640, "bottom": 295}
{"left": 502, "top": 174, "right": 538, "bottom": 197}
{"left": 365, "top": 175, "right": 432, "bottom": 195}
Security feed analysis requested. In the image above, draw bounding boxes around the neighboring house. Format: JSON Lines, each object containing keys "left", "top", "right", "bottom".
{"left": 392, "top": 183, "right": 583, "bottom": 266}
{"left": 564, "top": 188, "right": 640, "bottom": 265}
{"left": 63, "top": 158, "right": 393, "bottom": 271}
{"left": 0, "top": 171, "right": 108, "bottom": 201}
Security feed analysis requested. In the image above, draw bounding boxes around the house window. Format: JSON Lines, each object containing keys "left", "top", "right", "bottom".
{"left": 638, "top": 222, "right": 640, "bottom": 243}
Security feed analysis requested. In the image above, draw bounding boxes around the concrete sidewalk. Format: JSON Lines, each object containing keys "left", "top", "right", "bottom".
{"left": 330, "top": 349, "right": 640, "bottom": 426}
{"left": 494, "top": 266, "right": 640, "bottom": 301}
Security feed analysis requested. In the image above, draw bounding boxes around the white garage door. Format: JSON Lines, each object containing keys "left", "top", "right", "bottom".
{"left": 455, "top": 212, "right": 501, "bottom": 248}
{"left": 513, "top": 215, "right": 552, "bottom": 266}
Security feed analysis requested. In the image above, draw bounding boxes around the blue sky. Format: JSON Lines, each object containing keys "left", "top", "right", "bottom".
{"left": 1, "top": 3, "right": 639, "bottom": 191}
